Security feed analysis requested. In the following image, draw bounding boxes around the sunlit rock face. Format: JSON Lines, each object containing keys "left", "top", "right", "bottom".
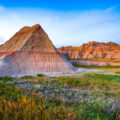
{"left": 0, "top": 24, "right": 75, "bottom": 76}
{"left": 58, "top": 41, "right": 120, "bottom": 59}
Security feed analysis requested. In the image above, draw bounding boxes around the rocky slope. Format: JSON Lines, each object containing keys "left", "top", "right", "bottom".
{"left": 58, "top": 41, "right": 120, "bottom": 60}
{"left": 0, "top": 24, "right": 75, "bottom": 76}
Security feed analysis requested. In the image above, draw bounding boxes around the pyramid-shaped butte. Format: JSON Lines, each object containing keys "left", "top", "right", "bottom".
{"left": 0, "top": 24, "right": 75, "bottom": 76}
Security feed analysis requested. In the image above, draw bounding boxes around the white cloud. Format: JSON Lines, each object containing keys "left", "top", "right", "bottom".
{"left": 0, "top": 7, "right": 120, "bottom": 47}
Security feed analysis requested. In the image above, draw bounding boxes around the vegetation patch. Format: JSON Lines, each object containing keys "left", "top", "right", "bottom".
{"left": 0, "top": 76, "right": 14, "bottom": 82}
{"left": 115, "top": 71, "right": 120, "bottom": 74}
{"left": 37, "top": 73, "right": 45, "bottom": 77}
{"left": 0, "top": 73, "right": 120, "bottom": 120}
{"left": 68, "top": 58, "right": 120, "bottom": 62}
{"left": 73, "top": 64, "right": 120, "bottom": 69}
{"left": 20, "top": 75, "right": 34, "bottom": 79}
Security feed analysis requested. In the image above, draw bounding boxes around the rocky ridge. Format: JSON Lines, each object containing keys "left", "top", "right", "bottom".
{"left": 58, "top": 41, "right": 120, "bottom": 60}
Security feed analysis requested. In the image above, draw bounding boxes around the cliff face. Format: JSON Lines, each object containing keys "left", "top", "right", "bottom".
{"left": 58, "top": 41, "right": 120, "bottom": 60}
{"left": 0, "top": 24, "right": 75, "bottom": 76}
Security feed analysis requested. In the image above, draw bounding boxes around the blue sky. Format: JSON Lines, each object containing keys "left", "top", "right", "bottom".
{"left": 0, "top": 0, "right": 120, "bottom": 11}
{"left": 0, "top": 0, "right": 120, "bottom": 47}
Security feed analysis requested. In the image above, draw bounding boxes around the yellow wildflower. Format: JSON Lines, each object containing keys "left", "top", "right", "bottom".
{"left": 34, "top": 79, "right": 39, "bottom": 83}
{"left": 23, "top": 96, "right": 27, "bottom": 103}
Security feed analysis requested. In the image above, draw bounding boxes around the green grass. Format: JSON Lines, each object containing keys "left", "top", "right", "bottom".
{"left": 68, "top": 58, "right": 120, "bottom": 62}
{"left": 73, "top": 64, "right": 120, "bottom": 69}
{"left": 73, "top": 64, "right": 120, "bottom": 75}
{"left": 25, "top": 73, "right": 120, "bottom": 97}
{"left": 3, "top": 73, "right": 120, "bottom": 97}
{"left": 45, "top": 73, "right": 120, "bottom": 96}
{"left": 115, "top": 71, "right": 120, "bottom": 74}
{"left": 0, "top": 73, "right": 120, "bottom": 120}
{"left": 0, "top": 81, "right": 119, "bottom": 120}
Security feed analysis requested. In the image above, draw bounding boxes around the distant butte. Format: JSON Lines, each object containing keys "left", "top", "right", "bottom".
{"left": 0, "top": 24, "right": 75, "bottom": 76}
{"left": 58, "top": 41, "right": 120, "bottom": 59}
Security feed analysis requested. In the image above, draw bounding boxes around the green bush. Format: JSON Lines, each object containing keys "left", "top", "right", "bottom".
{"left": 20, "top": 75, "right": 34, "bottom": 79}
{"left": 3, "top": 76, "right": 13, "bottom": 82}
{"left": 0, "top": 77, "right": 3, "bottom": 80}
{"left": 0, "top": 82, "right": 6, "bottom": 88}
{"left": 37, "top": 73, "right": 45, "bottom": 77}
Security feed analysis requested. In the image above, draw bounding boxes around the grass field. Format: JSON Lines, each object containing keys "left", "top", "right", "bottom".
{"left": 0, "top": 73, "right": 120, "bottom": 120}
{"left": 73, "top": 64, "right": 120, "bottom": 69}
{"left": 74, "top": 64, "right": 120, "bottom": 74}
{"left": 68, "top": 58, "right": 120, "bottom": 62}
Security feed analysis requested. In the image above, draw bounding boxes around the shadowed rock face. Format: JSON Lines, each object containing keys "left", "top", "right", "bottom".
{"left": 58, "top": 41, "right": 120, "bottom": 59}
{"left": 0, "top": 24, "right": 75, "bottom": 76}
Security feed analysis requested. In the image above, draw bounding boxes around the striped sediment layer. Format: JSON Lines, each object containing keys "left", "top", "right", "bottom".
{"left": 0, "top": 24, "right": 75, "bottom": 76}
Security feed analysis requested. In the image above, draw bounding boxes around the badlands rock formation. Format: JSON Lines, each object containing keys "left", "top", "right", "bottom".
{"left": 58, "top": 41, "right": 120, "bottom": 60}
{"left": 0, "top": 24, "right": 75, "bottom": 76}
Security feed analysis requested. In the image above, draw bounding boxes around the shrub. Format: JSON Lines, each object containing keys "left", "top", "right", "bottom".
{"left": 0, "top": 82, "right": 6, "bottom": 88}
{"left": 20, "top": 75, "right": 34, "bottom": 79}
{"left": 0, "top": 77, "right": 3, "bottom": 80}
{"left": 37, "top": 73, "right": 45, "bottom": 77}
{"left": 3, "top": 76, "right": 13, "bottom": 82}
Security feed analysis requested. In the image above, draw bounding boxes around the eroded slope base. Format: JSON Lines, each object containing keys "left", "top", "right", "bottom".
{"left": 0, "top": 51, "right": 75, "bottom": 76}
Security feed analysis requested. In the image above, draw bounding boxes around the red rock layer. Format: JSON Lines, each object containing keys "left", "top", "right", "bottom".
{"left": 58, "top": 41, "right": 120, "bottom": 59}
